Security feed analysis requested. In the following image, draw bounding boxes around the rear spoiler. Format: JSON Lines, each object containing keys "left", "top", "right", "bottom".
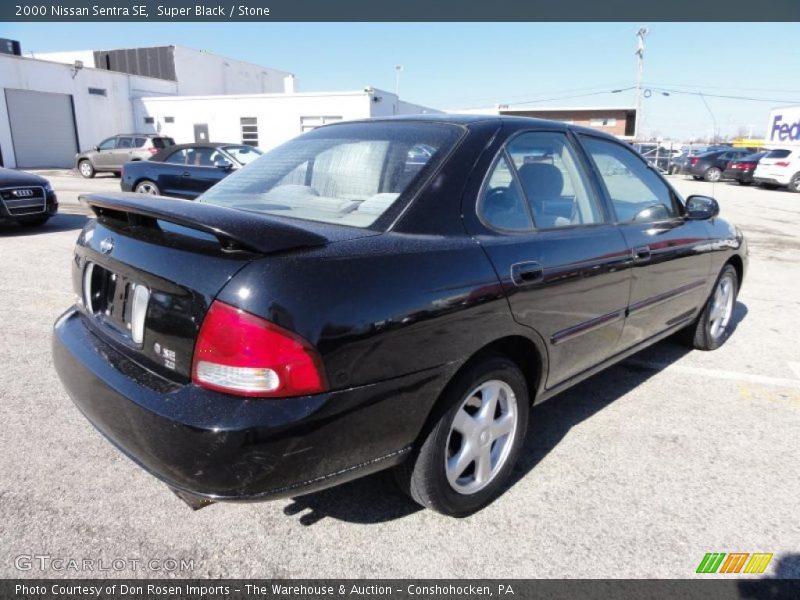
{"left": 80, "top": 193, "right": 328, "bottom": 254}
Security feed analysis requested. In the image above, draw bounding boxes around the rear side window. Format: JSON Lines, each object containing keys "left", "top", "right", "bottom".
{"left": 479, "top": 155, "right": 532, "bottom": 231}
{"left": 199, "top": 122, "right": 463, "bottom": 228}
{"left": 152, "top": 137, "right": 175, "bottom": 149}
{"left": 580, "top": 136, "right": 678, "bottom": 223}
{"left": 764, "top": 149, "right": 791, "bottom": 159}
{"left": 133, "top": 137, "right": 147, "bottom": 147}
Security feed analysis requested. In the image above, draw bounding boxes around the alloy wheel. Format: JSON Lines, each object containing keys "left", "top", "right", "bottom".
{"left": 709, "top": 275, "right": 735, "bottom": 340}
{"left": 79, "top": 162, "right": 92, "bottom": 177}
{"left": 136, "top": 182, "right": 158, "bottom": 195}
{"left": 445, "top": 379, "right": 518, "bottom": 495}
{"left": 706, "top": 168, "right": 721, "bottom": 182}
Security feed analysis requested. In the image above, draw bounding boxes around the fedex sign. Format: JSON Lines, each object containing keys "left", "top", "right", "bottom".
{"left": 768, "top": 107, "right": 800, "bottom": 144}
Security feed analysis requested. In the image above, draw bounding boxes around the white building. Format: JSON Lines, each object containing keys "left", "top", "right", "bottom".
{"left": 136, "top": 89, "right": 439, "bottom": 152}
{"left": 1, "top": 41, "right": 437, "bottom": 169}
{"left": 33, "top": 45, "right": 297, "bottom": 96}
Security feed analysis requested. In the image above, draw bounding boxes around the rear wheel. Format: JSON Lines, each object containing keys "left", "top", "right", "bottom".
{"left": 395, "top": 355, "right": 529, "bottom": 517}
{"left": 789, "top": 173, "right": 800, "bottom": 193}
{"left": 78, "top": 160, "right": 95, "bottom": 179}
{"left": 704, "top": 167, "right": 722, "bottom": 182}
{"left": 686, "top": 265, "right": 738, "bottom": 351}
{"left": 134, "top": 180, "right": 159, "bottom": 195}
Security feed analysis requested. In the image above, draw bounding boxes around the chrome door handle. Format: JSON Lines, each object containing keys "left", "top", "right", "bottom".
{"left": 511, "top": 261, "right": 544, "bottom": 286}
{"left": 632, "top": 245, "right": 651, "bottom": 263}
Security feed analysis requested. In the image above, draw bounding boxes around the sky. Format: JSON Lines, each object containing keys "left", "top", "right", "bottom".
{"left": 4, "top": 22, "right": 800, "bottom": 140}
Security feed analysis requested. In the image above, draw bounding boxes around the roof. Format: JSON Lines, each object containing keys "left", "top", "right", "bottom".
{"left": 150, "top": 142, "right": 245, "bottom": 161}
{"left": 498, "top": 106, "right": 637, "bottom": 113}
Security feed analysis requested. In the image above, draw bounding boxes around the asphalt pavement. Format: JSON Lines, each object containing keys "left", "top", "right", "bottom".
{"left": 0, "top": 170, "right": 798, "bottom": 578}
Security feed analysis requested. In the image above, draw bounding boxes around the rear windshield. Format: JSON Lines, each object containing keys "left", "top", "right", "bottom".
{"left": 199, "top": 121, "right": 463, "bottom": 228}
{"left": 153, "top": 137, "right": 176, "bottom": 149}
{"left": 764, "top": 149, "right": 791, "bottom": 159}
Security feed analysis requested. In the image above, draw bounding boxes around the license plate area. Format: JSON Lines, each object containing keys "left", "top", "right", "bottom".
{"left": 83, "top": 262, "right": 149, "bottom": 346}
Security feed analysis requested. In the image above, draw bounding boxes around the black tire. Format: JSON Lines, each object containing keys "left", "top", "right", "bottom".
{"left": 704, "top": 167, "right": 722, "bottom": 182}
{"left": 134, "top": 180, "right": 160, "bottom": 195}
{"left": 789, "top": 172, "right": 800, "bottom": 193}
{"left": 736, "top": 180, "right": 751, "bottom": 186}
{"left": 17, "top": 215, "right": 49, "bottom": 227}
{"left": 692, "top": 176, "right": 702, "bottom": 181}
{"left": 78, "top": 160, "right": 95, "bottom": 179}
{"left": 395, "top": 354, "right": 530, "bottom": 517}
{"left": 685, "top": 264, "right": 739, "bottom": 351}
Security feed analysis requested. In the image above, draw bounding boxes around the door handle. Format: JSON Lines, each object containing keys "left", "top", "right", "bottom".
{"left": 511, "top": 261, "right": 544, "bottom": 286}
{"left": 182, "top": 171, "right": 191, "bottom": 177}
{"left": 632, "top": 245, "right": 651, "bottom": 263}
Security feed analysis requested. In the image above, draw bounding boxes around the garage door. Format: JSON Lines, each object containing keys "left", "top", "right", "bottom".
{"left": 5, "top": 89, "right": 78, "bottom": 168}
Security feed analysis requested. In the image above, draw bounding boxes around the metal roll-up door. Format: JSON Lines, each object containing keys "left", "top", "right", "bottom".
{"left": 5, "top": 89, "right": 78, "bottom": 168}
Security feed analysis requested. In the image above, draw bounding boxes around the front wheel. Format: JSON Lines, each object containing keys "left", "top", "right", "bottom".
{"left": 134, "top": 180, "right": 160, "bottom": 195}
{"left": 686, "top": 265, "right": 739, "bottom": 351}
{"left": 395, "top": 355, "right": 529, "bottom": 517}
{"left": 78, "top": 160, "right": 95, "bottom": 179}
{"left": 704, "top": 167, "right": 722, "bottom": 182}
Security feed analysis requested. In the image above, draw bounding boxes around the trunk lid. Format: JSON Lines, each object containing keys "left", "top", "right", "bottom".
{"left": 74, "top": 193, "right": 374, "bottom": 382}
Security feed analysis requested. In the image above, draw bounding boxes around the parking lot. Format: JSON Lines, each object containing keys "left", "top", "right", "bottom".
{"left": 0, "top": 170, "right": 798, "bottom": 579}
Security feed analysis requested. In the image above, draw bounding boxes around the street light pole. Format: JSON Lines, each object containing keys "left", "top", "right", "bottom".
{"left": 634, "top": 26, "right": 649, "bottom": 142}
{"left": 395, "top": 65, "right": 403, "bottom": 97}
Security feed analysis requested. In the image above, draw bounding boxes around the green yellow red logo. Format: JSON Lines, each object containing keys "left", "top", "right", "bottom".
{"left": 697, "top": 552, "right": 773, "bottom": 574}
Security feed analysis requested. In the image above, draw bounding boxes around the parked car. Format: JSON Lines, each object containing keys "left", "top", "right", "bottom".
{"left": 76, "top": 134, "right": 176, "bottom": 178}
{"left": 671, "top": 146, "right": 730, "bottom": 175}
{"left": 753, "top": 148, "right": 800, "bottom": 192}
{"left": 722, "top": 151, "right": 767, "bottom": 185}
{"left": 632, "top": 144, "right": 681, "bottom": 173}
{"left": 0, "top": 168, "right": 58, "bottom": 227}
{"left": 687, "top": 149, "right": 753, "bottom": 182}
{"left": 120, "top": 143, "right": 263, "bottom": 198}
{"left": 53, "top": 116, "right": 748, "bottom": 517}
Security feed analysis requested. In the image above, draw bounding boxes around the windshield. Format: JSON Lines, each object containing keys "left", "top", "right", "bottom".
{"left": 223, "top": 145, "right": 263, "bottom": 166}
{"left": 199, "top": 121, "right": 463, "bottom": 228}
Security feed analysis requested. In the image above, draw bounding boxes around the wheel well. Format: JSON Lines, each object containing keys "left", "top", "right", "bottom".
{"left": 454, "top": 336, "right": 543, "bottom": 405}
{"left": 726, "top": 254, "right": 744, "bottom": 287}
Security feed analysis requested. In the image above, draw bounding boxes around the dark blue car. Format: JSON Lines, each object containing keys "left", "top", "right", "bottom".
{"left": 120, "top": 142, "right": 262, "bottom": 198}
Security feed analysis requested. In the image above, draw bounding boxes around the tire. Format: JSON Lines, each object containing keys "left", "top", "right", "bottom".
{"left": 736, "top": 180, "right": 751, "bottom": 186}
{"left": 692, "top": 176, "right": 702, "bottom": 181}
{"left": 134, "top": 180, "right": 160, "bottom": 195}
{"left": 78, "top": 160, "right": 95, "bottom": 179}
{"left": 17, "top": 215, "right": 49, "bottom": 227}
{"left": 395, "top": 354, "right": 530, "bottom": 517}
{"left": 685, "top": 265, "right": 739, "bottom": 351}
{"left": 704, "top": 167, "right": 722, "bottom": 182}
{"left": 789, "top": 173, "right": 800, "bottom": 193}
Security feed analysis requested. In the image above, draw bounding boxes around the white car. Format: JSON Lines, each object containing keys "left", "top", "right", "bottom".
{"left": 753, "top": 148, "right": 800, "bottom": 192}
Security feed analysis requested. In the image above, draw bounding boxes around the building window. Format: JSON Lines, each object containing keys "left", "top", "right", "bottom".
{"left": 144, "top": 117, "right": 155, "bottom": 124}
{"left": 589, "top": 118, "right": 617, "bottom": 127}
{"left": 164, "top": 116, "right": 175, "bottom": 123}
{"left": 241, "top": 117, "right": 259, "bottom": 146}
{"left": 87, "top": 87, "right": 107, "bottom": 96}
{"left": 300, "top": 116, "right": 343, "bottom": 132}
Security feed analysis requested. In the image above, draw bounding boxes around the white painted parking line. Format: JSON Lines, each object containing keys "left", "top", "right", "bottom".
{"left": 625, "top": 361, "right": 800, "bottom": 390}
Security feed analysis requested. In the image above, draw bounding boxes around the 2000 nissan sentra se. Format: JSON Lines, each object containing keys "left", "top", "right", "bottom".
{"left": 53, "top": 116, "right": 747, "bottom": 516}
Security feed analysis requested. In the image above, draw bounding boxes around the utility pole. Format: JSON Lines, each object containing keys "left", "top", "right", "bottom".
{"left": 634, "top": 26, "right": 649, "bottom": 142}
{"left": 395, "top": 65, "right": 403, "bottom": 97}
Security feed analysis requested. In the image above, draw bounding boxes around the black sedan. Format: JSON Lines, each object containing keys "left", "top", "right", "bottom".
{"left": 722, "top": 151, "right": 767, "bottom": 185}
{"left": 120, "top": 143, "right": 262, "bottom": 198}
{"left": 687, "top": 149, "right": 753, "bottom": 182}
{"left": 0, "top": 168, "right": 58, "bottom": 227}
{"left": 53, "top": 116, "right": 747, "bottom": 516}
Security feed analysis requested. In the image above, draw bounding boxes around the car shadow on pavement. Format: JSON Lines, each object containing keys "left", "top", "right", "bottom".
{"left": 0, "top": 213, "right": 88, "bottom": 236}
{"left": 281, "top": 302, "right": 748, "bottom": 526}
{"left": 738, "top": 554, "right": 800, "bottom": 598}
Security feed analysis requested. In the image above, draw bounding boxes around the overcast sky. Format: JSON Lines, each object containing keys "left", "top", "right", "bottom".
{"left": 5, "top": 22, "right": 800, "bottom": 140}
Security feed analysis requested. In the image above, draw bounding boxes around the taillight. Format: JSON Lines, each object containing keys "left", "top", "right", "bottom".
{"left": 192, "top": 300, "right": 327, "bottom": 398}
{"left": 690, "top": 157, "right": 699, "bottom": 166}
{"left": 775, "top": 161, "right": 790, "bottom": 168}
{"left": 148, "top": 147, "right": 159, "bottom": 154}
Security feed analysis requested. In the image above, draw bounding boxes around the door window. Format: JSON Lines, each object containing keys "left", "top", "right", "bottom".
{"left": 478, "top": 155, "right": 533, "bottom": 232}
{"left": 580, "top": 136, "right": 678, "bottom": 223}
{"left": 97, "top": 138, "right": 116, "bottom": 151}
{"left": 116, "top": 137, "right": 133, "bottom": 149}
{"left": 507, "top": 132, "right": 603, "bottom": 228}
{"left": 133, "top": 137, "right": 147, "bottom": 147}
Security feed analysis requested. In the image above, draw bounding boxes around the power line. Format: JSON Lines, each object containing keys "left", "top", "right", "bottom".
{"left": 644, "top": 81, "right": 800, "bottom": 95}
{"left": 647, "top": 86, "right": 800, "bottom": 104}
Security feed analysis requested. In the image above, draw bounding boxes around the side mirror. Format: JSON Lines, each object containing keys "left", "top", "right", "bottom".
{"left": 92, "top": 145, "right": 99, "bottom": 152}
{"left": 685, "top": 195, "right": 719, "bottom": 220}
{"left": 215, "top": 160, "right": 233, "bottom": 171}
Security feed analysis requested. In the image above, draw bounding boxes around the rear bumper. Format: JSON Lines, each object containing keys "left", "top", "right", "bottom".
{"left": 722, "top": 169, "right": 754, "bottom": 183}
{"left": 754, "top": 176, "right": 786, "bottom": 187}
{"left": 53, "top": 308, "right": 450, "bottom": 501}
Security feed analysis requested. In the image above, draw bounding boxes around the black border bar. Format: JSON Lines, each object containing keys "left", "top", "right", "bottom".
{"left": 3, "top": 0, "right": 800, "bottom": 22}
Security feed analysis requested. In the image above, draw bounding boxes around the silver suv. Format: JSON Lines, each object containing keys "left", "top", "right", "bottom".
{"left": 75, "top": 134, "right": 176, "bottom": 178}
